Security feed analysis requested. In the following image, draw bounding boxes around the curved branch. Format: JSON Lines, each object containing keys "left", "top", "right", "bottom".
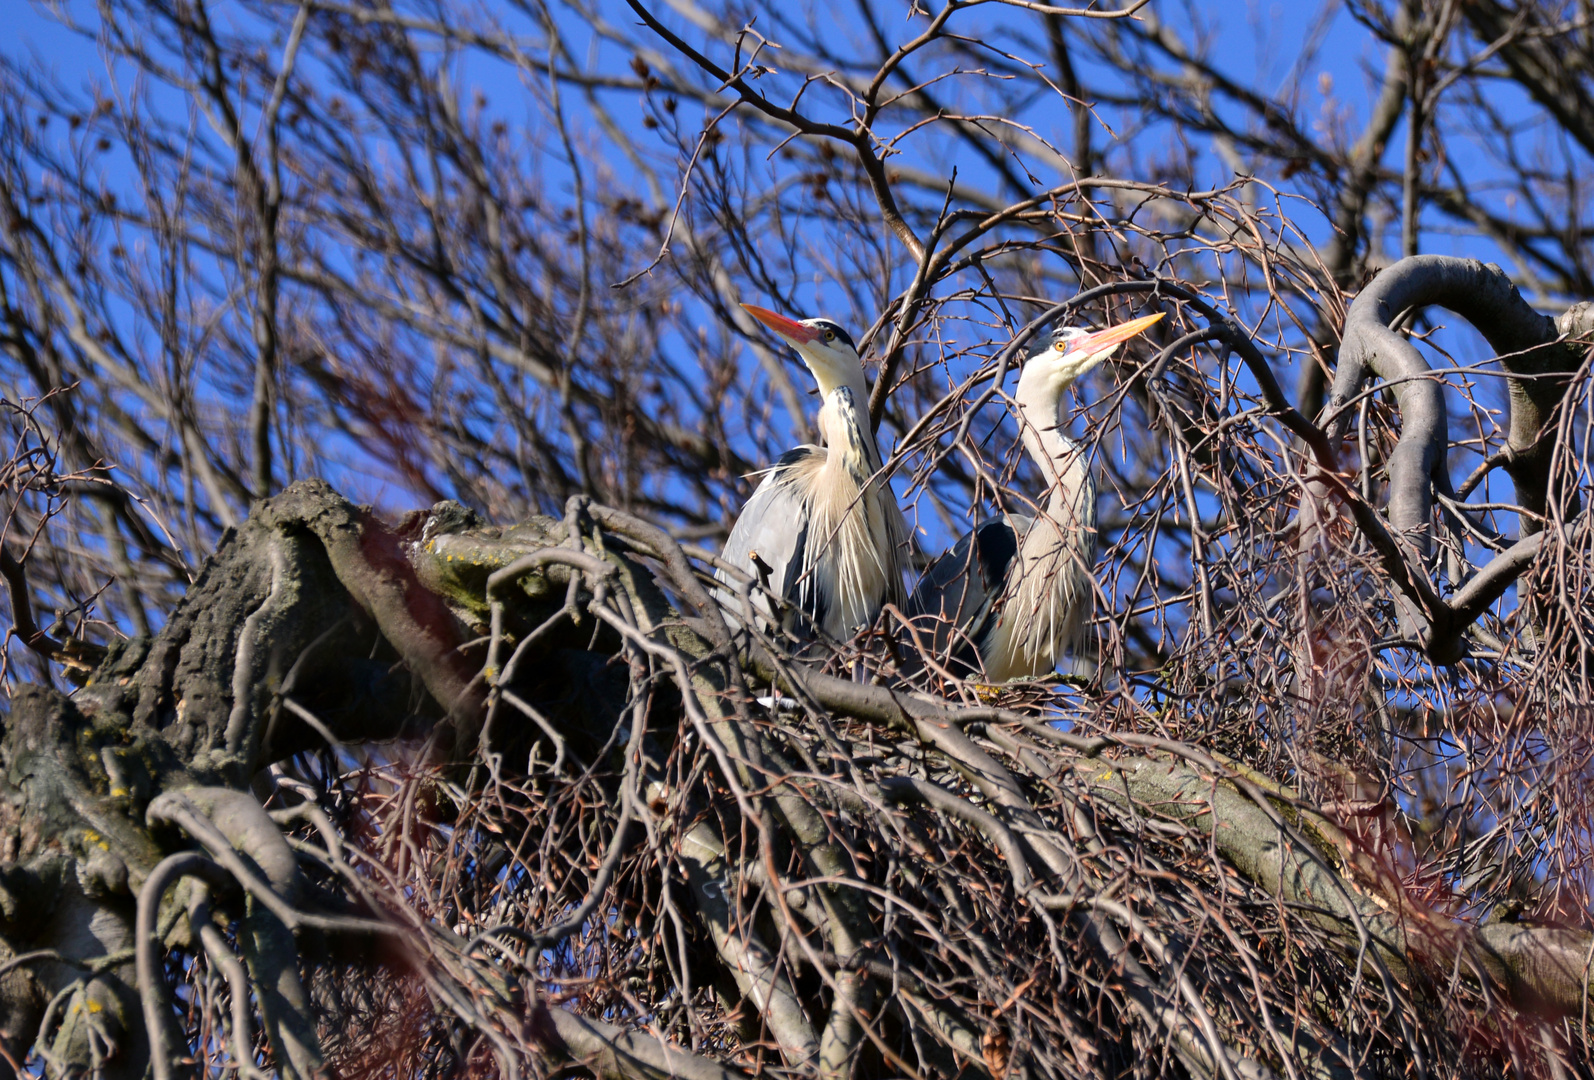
{"left": 1330, "top": 256, "right": 1578, "bottom": 527}
{"left": 136, "top": 852, "right": 234, "bottom": 1080}
{"left": 1327, "top": 255, "right": 1592, "bottom": 653}
{"left": 0, "top": 545, "right": 62, "bottom": 660}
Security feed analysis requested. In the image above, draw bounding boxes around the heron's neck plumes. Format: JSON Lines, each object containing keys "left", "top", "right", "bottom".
{"left": 806, "top": 385, "right": 907, "bottom": 634}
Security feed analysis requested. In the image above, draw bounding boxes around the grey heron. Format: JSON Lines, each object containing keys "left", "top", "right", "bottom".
{"left": 716, "top": 304, "right": 910, "bottom": 642}
{"left": 907, "top": 312, "right": 1164, "bottom": 681}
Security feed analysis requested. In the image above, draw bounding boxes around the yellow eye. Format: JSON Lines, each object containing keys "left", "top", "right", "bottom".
{"left": 823, "top": 330, "right": 835, "bottom": 342}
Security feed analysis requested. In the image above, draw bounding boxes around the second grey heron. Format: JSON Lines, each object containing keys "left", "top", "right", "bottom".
{"left": 907, "top": 312, "right": 1163, "bottom": 681}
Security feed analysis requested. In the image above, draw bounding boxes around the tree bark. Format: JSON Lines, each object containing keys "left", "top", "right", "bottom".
{"left": 1, "top": 480, "right": 1589, "bottom": 1078}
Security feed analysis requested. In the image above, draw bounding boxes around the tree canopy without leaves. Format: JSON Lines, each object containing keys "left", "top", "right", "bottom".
{"left": 4, "top": 1, "right": 1594, "bottom": 1078}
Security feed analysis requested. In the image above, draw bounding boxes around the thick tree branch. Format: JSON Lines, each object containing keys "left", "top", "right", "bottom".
{"left": 1328, "top": 255, "right": 1592, "bottom": 655}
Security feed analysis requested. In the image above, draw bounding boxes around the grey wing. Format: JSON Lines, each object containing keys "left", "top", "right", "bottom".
{"left": 714, "top": 449, "right": 821, "bottom": 632}
{"left": 907, "top": 515, "right": 1030, "bottom": 669}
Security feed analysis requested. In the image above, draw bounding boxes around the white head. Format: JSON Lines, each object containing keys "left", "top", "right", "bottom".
{"left": 741, "top": 303, "right": 870, "bottom": 402}
{"left": 1017, "top": 312, "right": 1165, "bottom": 403}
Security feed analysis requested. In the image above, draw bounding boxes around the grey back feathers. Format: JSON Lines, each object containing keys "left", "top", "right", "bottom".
{"left": 905, "top": 516, "right": 1026, "bottom": 675}
{"left": 717, "top": 447, "right": 827, "bottom": 633}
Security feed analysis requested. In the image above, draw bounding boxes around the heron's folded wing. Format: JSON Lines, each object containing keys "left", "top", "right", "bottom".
{"left": 714, "top": 448, "right": 822, "bottom": 630}
{"left": 907, "top": 516, "right": 1026, "bottom": 666}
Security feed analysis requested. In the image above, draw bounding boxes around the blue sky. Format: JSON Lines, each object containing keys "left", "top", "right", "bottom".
{"left": 7, "top": 0, "right": 1568, "bottom": 564}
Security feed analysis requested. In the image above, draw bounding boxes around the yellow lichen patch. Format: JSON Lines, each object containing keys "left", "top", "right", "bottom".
{"left": 971, "top": 683, "right": 1003, "bottom": 704}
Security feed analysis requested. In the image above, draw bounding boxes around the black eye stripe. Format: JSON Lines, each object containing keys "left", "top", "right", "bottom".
{"left": 806, "top": 319, "right": 856, "bottom": 352}
{"left": 1047, "top": 325, "right": 1099, "bottom": 350}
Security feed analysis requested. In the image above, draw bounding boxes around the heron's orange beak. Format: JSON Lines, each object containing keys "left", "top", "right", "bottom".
{"left": 1064, "top": 311, "right": 1165, "bottom": 356}
{"left": 741, "top": 303, "right": 819, "bottom": 344}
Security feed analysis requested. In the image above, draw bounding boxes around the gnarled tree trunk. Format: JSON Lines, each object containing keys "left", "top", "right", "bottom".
{"left": 0, "top": 480, "right": 1589, "bottom": 1079}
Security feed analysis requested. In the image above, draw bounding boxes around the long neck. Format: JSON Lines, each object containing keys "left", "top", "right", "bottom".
{"left": 811, "top": 361, "right": 871, "bottom": 416}
{"left": 818, "top": 385, "right": 884, "bottom": 476}
{"left": 812, "top": 384, "right": 908, "bottom": 623}
{"left": 1014, "top": 369, "right": 1092, "bottom": 522}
